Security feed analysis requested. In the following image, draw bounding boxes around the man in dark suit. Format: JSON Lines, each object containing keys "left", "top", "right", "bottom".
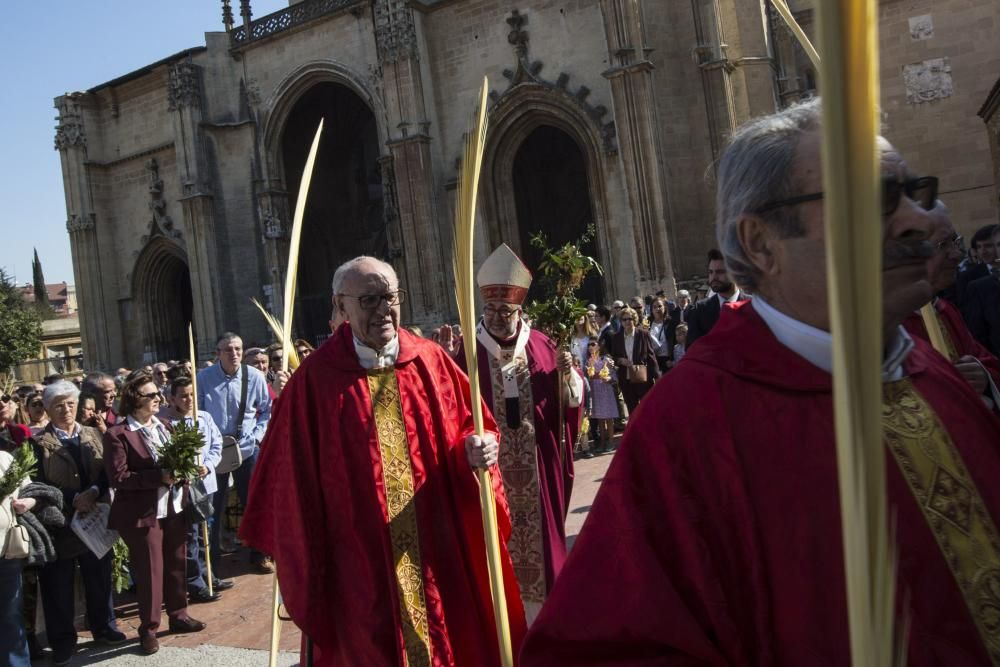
{"left": 687, "top": 249, "right": 746, "bottom": 348}
{"left": 955, "top": 224, "right": 997, "bottom": 307}
{"left": 963, "top": 225, "right": 1000, "bottom": 356}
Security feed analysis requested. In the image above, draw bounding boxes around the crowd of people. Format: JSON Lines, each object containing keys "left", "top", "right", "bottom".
{"left": 3, "top": 95, "right": 1000, "bottom": 666}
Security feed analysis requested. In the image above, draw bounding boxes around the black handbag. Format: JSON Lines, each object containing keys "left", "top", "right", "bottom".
{"left": 183, "top": 478, "right": 215, "bottom": 524}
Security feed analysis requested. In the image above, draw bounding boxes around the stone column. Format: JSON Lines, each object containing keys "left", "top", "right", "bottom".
{"left": 167, "top": 59, "right": 220, "bottom": 359}
{"left": 55, "top": 94, "right": 113, "bottom": 370}
{"left": 373, "top": 0, "right": 450, "bottom": 325}
{"left": 600, "top": 0, "right": 677, "bottom": 292}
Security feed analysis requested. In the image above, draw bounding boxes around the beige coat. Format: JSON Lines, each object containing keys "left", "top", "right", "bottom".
{"left": 0, "top": 450, "right": 28, "bottom": 559}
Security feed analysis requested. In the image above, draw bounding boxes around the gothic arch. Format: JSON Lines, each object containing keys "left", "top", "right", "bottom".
{"left": 261, "top": 60, "right": 389, "bottom": 182}
{"left": 481, "top": 83, "right": 616, "bottom": 290}
{"left": 131, "top": 237, "right": 193, "bottom": 362}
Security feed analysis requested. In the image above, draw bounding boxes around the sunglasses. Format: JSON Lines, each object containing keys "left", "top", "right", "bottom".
{"left": 587, "top": 342, "right": 599, "bottom": 347}
{"left": 755, "top": 175, "right": 938, "bottom": 217}
{"left": 0, "top": 395, "right": 12, "bottom": 403}
{"left": 137, "top": 391, "right": 162, "bottom": 400}
{"left": 620, "top": 317, "right": 635, "bottom": 322}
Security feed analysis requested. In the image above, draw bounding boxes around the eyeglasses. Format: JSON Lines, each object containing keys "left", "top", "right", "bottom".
{"left": 620, "top": 317, "right": 635, "bottom": 322}
{"left": 587, "top": 342, "right": 599, "bottom": 347}
{"left": 28, "top": 401, "right": 44, "bottom": 409}
{"left": 339, "top": 290, "right": 406, "bottom": 311}
{"left": 935, "top": 233, "right": 965, "bottom": 253}
{"left": 0, "top": 395, "right": 11, "bottom": 404}
{"left": 483, "top": 306, "right": 520, "bottom": 319}
{"left": 137, "top": 391, "right": 162, "bottom": 400}
{"left": 755, "top": 175, "right": 938, "bottom": 217}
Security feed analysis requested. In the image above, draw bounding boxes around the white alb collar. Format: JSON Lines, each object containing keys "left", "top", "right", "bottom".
{"left": 354, "top": 335, "right": 400, "bottom": 370}
{"left": 751, "top": 295, "right": 913, "bottom": 382}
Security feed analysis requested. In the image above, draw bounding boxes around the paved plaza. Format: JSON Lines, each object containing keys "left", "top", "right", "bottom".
{"left": 32, "top": 447, "right": 617, "bottom": 666}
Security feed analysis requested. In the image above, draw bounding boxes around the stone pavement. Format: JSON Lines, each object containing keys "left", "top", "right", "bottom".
{"left": 36, "top": 447, "right": 617, "bottom": 666}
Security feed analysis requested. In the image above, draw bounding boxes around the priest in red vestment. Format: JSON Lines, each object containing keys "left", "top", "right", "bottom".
{"left": 522, "top": 99, "right": 1000, "bottom": 665}
{"left": 241, "top": 256, "right": 526, "bottom": 666}
{"left": 903, "top": 200, "right": 1000, "bottom": 408}
{"left": 435, "top": 244, "right": 583, "bottom": 621}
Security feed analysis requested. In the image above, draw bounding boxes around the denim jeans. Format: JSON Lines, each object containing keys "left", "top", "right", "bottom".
{"left": 0, "top": 558, "right": 30, "bottom": 667}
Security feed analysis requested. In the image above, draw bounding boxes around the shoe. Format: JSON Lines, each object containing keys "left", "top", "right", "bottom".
{"left": 190, "top": 588, "right": 223, "bottom": 603}
{"left": 169, "top": 616, "right": 206, "bottom": 633}
{"left": 582, "top": 449, "right": 595, "bottom": 459}
{"left": 211, "top": 578, "right": 235, "bottom": 591}
{"left": 27, "top": 634, "right": 44, "bottom": 659}
{"left": 140, "top": 634, "right": 159, "bottom": 655}
{"left": 52, "top": 646, "right": 74, "bottom": 666}
{"left": 94, "top": 628, "right": 128, "bottom": 645}
{"left": 253, "top": 556, "right": 275, "bottom": 574}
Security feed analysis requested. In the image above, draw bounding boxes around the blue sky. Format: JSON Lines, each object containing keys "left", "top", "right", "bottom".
{"left": 0, "top": 1, "right": 286, "bottom": 287}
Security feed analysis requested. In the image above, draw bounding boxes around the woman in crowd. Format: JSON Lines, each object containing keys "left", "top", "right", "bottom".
{"left": 571, "top": 314, "right": 597, "bottom": 369}
{"left": 0, "top": 448, "right": 34, "bottom": 667}
{"left": 648, "top": 297, "right": 672, "bottom": 374}
{"left": 672, "top": 323, "right": 689, "bottom": 366}
{"left": 0, "top": 393, "right": 31, "bottom": 452}
{"left": 103, "top": 372, "right": 205, "bottom": 655}
{"left": 610, "top": 306, "right": 661, "bottom": 413}
{"left": 77, "top": 393, "right": 108, "bottom": 435}
{"left": 25, "top": 392, "right": 50, "bottom": 435}
{"left": 33, "top": 381, "right": 124, "bottom": 664}
{"left": 294, "top": 338, "right": 315, "bottom": 361}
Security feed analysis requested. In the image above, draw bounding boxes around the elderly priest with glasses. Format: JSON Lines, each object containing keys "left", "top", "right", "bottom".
{"left": 521, "top": 98, "right": 1000, "bottom": 666}
{"left": 240, "top": 256, "right": 526, "bottom": 666}
{"left": 435, "top": 244, "right": 585, "bottom": 622}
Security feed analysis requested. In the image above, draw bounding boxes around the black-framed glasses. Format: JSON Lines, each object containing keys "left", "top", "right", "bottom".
{"left": 137, "top": 391, "right": 162, "bottom": 400}
{"left": 483, "top": 305, "right": 520, "bottom": 319}
{"left": 935, "top": 233, "right": 965, "bottom": 253}
{"left": 755, "top": 176, "right": 938, "bottom": 217}
{"left": 587, "top": 342, "right": 599, "bottom": 347}
{"left": 620, "top": 317, "right": 635, "bottom": 322}
{"left": 0, "top": 394, "right": 12, "bottom": 403}
{"left": 339, "top": 290, "right": 406, "bottom": 311}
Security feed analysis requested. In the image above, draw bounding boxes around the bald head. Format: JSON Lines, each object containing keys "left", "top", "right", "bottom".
{"left": 332, "top": 256, "right": 401, "bottom": 351}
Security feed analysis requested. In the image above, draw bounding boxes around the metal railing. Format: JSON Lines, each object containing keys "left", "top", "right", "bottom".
{"left": 231, "top": 0, "right": 364, "bottom": 47}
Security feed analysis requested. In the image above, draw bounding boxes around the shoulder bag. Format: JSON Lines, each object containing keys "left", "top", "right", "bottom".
{"left": 215, "top": 364, "right": 248, "bottom": 475}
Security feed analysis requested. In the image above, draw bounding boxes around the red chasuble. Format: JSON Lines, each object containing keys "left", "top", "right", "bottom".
{"left": 455, "top": 325, "right": 581, "bottom": 603}
{"left": 522, "top": 301, "right": 1000, "bottom": 666}
{"left": 903, "top": 297, "right": 1000, "bottom": 386}
{"left": 241, "top": 325, "right": 526, "bottom": 666}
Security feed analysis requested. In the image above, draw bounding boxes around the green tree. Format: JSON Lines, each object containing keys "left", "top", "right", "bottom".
{"left": 31, "top": 248, "right": 49, "bottom": 308}
{"left": 0, "top": 267, "right": 42, "bottom": 376}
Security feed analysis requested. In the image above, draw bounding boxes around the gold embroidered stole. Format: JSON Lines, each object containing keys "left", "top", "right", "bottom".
{"left": 487, "top": 350, "right": 547, "bottom": 605}
{"left": 933, "top": 307, "right": 960, "bottom": 363}
{"left": 883, "top": 379, "right": 1000, "bottom": 664}
{"left": 367, "top": 369, "right": 432, "bottom": 667}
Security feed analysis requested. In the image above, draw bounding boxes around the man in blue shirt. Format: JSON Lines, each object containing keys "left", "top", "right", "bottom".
{"left": 197, "top": 332, "right": 273, "bottom": 575}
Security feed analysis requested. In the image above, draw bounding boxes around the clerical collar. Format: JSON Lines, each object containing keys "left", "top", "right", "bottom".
{"left": 752, "top": 295, "right": 913, "bottom": 382}
{"left": 354, "top": 335, "right": 399, "bottom": 370}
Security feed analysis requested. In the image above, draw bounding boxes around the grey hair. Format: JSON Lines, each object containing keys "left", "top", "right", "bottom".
{"left": 42, "top": 380, "right": 80, "bottom": 411}
{"left": 716, "top": 97, "right": 822, "bottom": 292}
{"left": 331, "top": 256, "right": 397, "bottom": 295}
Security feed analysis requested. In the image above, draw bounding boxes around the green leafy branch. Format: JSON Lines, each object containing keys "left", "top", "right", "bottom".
{"left": 525, "top": 225, "right": 603, "bottom": 348}
{"left": 158, "top": 420, "right": 203, "bottom": 482}
{"left": 0, "top": 443, "right": 38, "bottom": 500}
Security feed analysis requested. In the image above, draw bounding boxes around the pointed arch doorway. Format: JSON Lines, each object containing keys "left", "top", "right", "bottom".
{"left": 134, "top": 239, "right": 194, "bottom": 362}
{"left": 511, "top": 125, "right": 604, "bottom": 304}
{"left": 280, "top": 82, "right": 384, "bottom": 344}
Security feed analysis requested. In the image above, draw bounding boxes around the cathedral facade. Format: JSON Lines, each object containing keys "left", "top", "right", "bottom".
{"left": 55, "top": 0, "right": 999, "bottom": 369}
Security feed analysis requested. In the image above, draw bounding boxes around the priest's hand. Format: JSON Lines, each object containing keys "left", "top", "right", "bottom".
{"left": 955, "top": 355, "right": 989, "bottom": 394}
{"left": 433, "top": 324, "right": 461, "bottom": 358}
{"left": 556, "top": 351, "right": 574, "bottom": 374}
{"left": 465, "top": 433, "right": 499, "bottom": 469}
